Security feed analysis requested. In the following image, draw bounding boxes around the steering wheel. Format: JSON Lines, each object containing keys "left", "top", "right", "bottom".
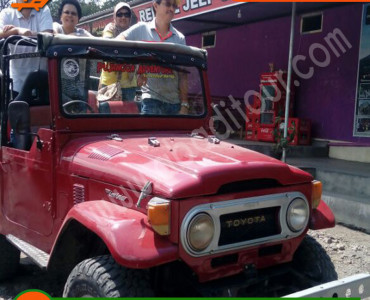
{"left": 63, "top": 100, "right": 94, "bottom": 114}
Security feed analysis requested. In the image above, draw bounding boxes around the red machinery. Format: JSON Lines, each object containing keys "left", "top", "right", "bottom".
{"left": 246, "top": 71, "right": 311, "bottom": 145}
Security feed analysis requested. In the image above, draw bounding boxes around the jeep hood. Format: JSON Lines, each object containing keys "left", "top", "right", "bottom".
{"left": 64, "top": 133, "right": 312, "bottom": 199}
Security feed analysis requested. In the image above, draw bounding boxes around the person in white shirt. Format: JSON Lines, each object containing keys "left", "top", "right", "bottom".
{"left": 117, "top": 0, "right": 189, "bottom": 115}
{"left": 0, "top": 0, "right": 53, "bottom": 96}
{"left": 53, "top": 0, "right": 92, "bottom": 37}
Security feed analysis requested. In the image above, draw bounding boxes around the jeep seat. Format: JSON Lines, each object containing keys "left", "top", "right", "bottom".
{"left": 8, "top": 101, "right": 31, "bottom": 150}
{"left": 98, "top": 101, "right": 139, "bottom": 114}
{"left": 13, "top": 70, "right": 51, "bottom": 129}
{"left": 9, "top": 70, "right": 51, "bottom": 150}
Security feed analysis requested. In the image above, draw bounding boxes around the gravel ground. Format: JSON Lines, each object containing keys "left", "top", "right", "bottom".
{"left": 309, "top": 225, "right": 370, "bottom": 279}
{"left": 0, "top": 224, "right": 369, "bottom": 299}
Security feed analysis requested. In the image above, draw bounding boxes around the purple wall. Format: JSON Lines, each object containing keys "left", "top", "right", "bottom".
{"left": 186, "top": 4, "right": 369, "bottom": 143}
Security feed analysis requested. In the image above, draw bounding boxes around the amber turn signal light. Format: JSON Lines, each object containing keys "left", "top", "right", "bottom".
{"left": 147, "top": 198, "right": 171, "bottom": 235}
{"left": 312, "top": 180, "right": 322, "bottom": 209}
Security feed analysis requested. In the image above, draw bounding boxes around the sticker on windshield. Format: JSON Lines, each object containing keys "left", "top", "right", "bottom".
{"left": 63, "top": 59, "right": 79, "bottom": 78}
{"left": 97, "top": 62, "right": 175, "bottom": 79}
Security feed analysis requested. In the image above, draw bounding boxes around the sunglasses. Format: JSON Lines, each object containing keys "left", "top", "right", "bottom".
{"left": 162, "top": 1, "right": 178, "bottom": 9}
{"left": 116, "top": 12, "right": 131, "bottom": 18}
{"left": 63, "top": 10, "right": 77, "bottom": 16}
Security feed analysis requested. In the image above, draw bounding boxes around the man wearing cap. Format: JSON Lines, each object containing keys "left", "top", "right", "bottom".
{"left": 117, "top": 0, "right": 189, "bottom": 115}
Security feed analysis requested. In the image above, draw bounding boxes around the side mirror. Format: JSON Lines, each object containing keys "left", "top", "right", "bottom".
{"left": 8, "top": 101, "right": 32, "bottom": 150}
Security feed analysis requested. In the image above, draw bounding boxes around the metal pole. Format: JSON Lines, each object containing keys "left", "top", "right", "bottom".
{"left": 282, "top": 2, "right": 296, "bottom": 163}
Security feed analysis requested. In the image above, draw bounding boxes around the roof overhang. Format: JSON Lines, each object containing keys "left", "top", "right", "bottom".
{"left": 80, "top": 2, "right": 350, "bottom": 36}
{"left": 134, "top": 2, "right": 350, "bottom": 36}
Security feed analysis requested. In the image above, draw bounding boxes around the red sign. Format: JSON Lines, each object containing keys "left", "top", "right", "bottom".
{"left": 132, "top": 0, "right": 242, "bottom": 22}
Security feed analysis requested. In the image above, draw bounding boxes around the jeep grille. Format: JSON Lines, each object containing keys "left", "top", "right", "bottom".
{"left": 180, "top": 192, "right": 308, "bottom": 257}
{"left": 218, "top": 207, "right": 280, "bottom": 246}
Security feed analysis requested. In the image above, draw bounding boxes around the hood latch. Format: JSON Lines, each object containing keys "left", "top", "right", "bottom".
{"left": 148, "top": 137, "right": 160, "bottom": 147}
{"left": 208, "top": 136, "right": 220, "bottom": 144}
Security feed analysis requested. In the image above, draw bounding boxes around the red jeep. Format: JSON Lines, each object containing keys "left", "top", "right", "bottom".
{"left": 0, "top": 34, "right": 337, "bottom": 297}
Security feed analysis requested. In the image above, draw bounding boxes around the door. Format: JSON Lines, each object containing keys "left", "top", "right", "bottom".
{"left": 1, "top": 129, "right": 54, "bottom": 236}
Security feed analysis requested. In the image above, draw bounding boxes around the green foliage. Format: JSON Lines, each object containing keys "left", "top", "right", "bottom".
{"left": 49, "top": 0, "right": 63, "bottom": 20}
{"left": 48, "top": 0, "right": 105, "bottom": 20}
{"left": 101, "top": 0, "right": 123, "bottom": 11}
{"left": 272, "top": 116, "right": 296, "bottom": 154}
{"left": 80, "top": 0, "right": 101, "bottom": 18}
{"left": 0, "top": 0, "right": 11, "bottom": 11}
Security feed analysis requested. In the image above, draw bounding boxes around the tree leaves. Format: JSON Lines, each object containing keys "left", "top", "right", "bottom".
{"left": 48, "top": 0, "right": 118, "bottom": 21}
{"left": 0, "top": 0, "right": 11, "bottom": 11}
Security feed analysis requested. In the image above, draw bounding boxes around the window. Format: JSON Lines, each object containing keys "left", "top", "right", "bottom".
{"left": 59, "top": 58, "right": 206, "bottom": 117}
{"left": 202, "top": 32, "right": 216, "bottom": 49}
{"left": 301, "top": 13, "right": 323, "bottom": 34}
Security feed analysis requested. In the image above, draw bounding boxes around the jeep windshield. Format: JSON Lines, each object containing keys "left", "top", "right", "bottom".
{"left": 59, "top": 57, "right": 206, "bottom": 117}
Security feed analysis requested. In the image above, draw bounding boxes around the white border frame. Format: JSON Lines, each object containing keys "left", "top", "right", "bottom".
{"left": 300, "top": 12, "right": 323, "bottom": 35}
{"left": 353, "top": 4, "right": 370, "bottom": 137}
{"left": 202, "top": 31, "right": 216, "bottom": 49}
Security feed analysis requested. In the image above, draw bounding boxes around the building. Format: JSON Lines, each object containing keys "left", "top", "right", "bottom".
{"left": 79, "top": 2, "right": 370, "bottom": 162}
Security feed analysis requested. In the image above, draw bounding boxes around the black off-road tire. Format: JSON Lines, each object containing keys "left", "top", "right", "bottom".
{"left": 292, "top": 235, "right": 338, "bottom": 288}
{"left": 0, "top": 235, "right": 20, "bottom": 281}
{"left": 63, "top": 255, "right": 155, "bottom": 297}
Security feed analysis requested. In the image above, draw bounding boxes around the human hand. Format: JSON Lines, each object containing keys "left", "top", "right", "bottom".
{"left": 3, "top": 25, "right": 15, "bottom": 32}
{"left": 179, "top": 106, "right": 189, "bottom": 115}
{"left": 137, "top": 74, "right": 147, "bottom": 87}
{"left": 17, "top": 28, "right": 32, "bottom": 36}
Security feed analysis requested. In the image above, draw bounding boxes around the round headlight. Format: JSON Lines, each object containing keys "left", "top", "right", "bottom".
{"left": 187, "top": 213, "right": 215, "bottom": 252}
{"left": 287, "top": 198, "right": 309, "bottom": 232}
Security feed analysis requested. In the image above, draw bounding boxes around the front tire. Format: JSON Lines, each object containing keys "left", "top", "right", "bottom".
{"left": 0, "top": 235, "right": 20, "bottom": 281}
{"left": 292, "top": 235, "right": 338, "bottom": 288}
{"left": 63, "top": 255, "right": 154, "bottom": 297}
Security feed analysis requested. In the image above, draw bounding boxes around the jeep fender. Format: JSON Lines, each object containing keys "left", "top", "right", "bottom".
{"left": 54, "top": 201, "right": 178, "bottom": 269}
{"left": 309, "top": 200, "right": 335, "bottom": 230}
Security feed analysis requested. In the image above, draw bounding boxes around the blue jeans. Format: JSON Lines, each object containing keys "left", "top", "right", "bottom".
{"left": 141, "top": 98, "right": 181, "bottom": 115}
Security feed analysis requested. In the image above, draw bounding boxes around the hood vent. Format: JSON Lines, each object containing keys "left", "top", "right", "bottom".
{"left": 73, "top": 184, "right": 85, "bottom": 205}
{"left": 88, "top": 146, "right": 124, "bottom": 161}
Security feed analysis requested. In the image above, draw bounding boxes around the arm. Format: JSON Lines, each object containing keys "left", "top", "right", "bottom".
{"left": 116, "top": 32, "right": 126, "bottom": 40}
{"left": 116, "top": 22, "right": 144, "bottom": 41}
{"left": 102, "top": 23, "right": 115, "bottom": 38}
{"left": 0, "top": 6, "right": 53, "bottom": 38}
{"left": 73, "top": 29, "right": 93, "bottom": 37}
{"left": 0, "top": 27, "right": 32, "bottom": 38}
{"left": 0, "top": 10, "right": 19, "bottom": 38}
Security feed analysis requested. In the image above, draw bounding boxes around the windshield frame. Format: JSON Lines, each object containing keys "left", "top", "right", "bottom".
{"left": 1, "top": 34, "right": 211, "bottom": 134}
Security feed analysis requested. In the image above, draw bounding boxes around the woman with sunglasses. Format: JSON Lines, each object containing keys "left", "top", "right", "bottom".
{"left": 53, "top": 0, "right": 92, "bottom": 36}
{"left": 99, "top": 2, "right": 137, "bottom": 103}
{"left": 102, "top": 2, "right": 132, "bottom": 38}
